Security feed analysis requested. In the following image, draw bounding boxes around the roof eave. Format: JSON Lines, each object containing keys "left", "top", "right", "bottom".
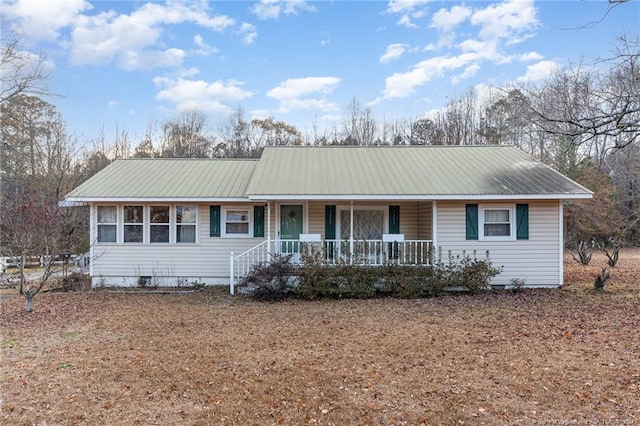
{"left": 61, "top": 196, "right": 253, "bottom": 204}
{"left": 248, "top": 193, "right": 593, "bottom": 201}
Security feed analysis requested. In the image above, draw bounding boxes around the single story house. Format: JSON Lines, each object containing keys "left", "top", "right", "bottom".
{"left": 62, "top": 146, "right": 592, "bottom": 292}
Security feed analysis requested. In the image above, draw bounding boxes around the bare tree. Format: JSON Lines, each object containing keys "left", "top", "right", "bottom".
{"left": 0, "top": 31, "right": 51, "bottom": 105}
{"left": 251, "top": 117, "right": 302, "bottom": 146}
{"left": 159, "top": 110, "right": 214, "bottom": 158}
{"left": 0, "top": 188, "right": 67, "bottom": 312}
{"left": 342, "top": 98, "right": 378, "bottom": 145}
{"left": 215, "top": 107, "right": 261, "bottom": 158}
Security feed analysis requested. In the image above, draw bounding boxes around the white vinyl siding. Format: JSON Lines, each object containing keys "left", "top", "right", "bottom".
{"left": 436, "top": 200, "right": 561, "bottom": 287}
{"left": 90, "top": 204, "right": 265, "bottom": 286}
{"left": 417, "top": 202, "right": 432, "bottom": 240}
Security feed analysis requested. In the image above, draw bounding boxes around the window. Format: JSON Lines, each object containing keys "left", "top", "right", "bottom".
{"left": 481, "top": 206, "right": 514, "bottom": 240}
{"left": 224, "top": 209, "right": 250, "bottom": 237}
{"left": 124, "top": 206, "right": 143, "bottom": 243}
{"left": 97, "top": 206, "right": 117, "bottom": 243}
{"left": 150, "top": 206, "right": 170, "bottom": 243}
{"left": 176, "top": 205, "right": 196, "bottom": 243}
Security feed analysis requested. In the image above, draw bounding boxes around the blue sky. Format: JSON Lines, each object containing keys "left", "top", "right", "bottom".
{"left": 3, "top": 0, "right": 638, "bottom": 144}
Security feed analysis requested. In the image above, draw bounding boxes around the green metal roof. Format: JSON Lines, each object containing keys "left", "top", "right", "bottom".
{"left": 64, "top": 158, "right": 257, "bottom": 201}
{"left": 62, "top": 146, "right": 592, "bottom": 203}
{"left": 246, "top": 146, "right": 592, "bottom": 200}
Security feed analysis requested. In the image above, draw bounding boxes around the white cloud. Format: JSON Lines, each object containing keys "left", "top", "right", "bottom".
{"left": 153, "top": 77, "right": 253, "bottom": 113}
{"left": 385, "top": 0, "right": 432, "bottom": 28}
{"left": 373, "top": 53, "right": 478, "bottom": 103}
{"left": 380, "top": 43, "right": 410, "bottom": 63}
{"left": 451, "top": 63, "right": 481, "bottom": 84}
{"left": 519, "top": 51, "right": 543, "bottom": 62}
{"left": 375, "top": 0, "right": 542, "bottom": 104}
{"left": 119, "top": 48, "right": 185, "bottom": 71}
{"left": 385, "top": 0, "right": 432, "bottom": 15}
{"left": 238, "top": 22, "right": 258, "bottom": 45}
{"left": 267, "top": 76, "right": 340, "bottom": 113}
{"left": 193, "top": 34, "right": 219, "bottom": 56}
{"left": 3, "top": 0, "right": 92, "bottom": 41}
{"left": 250, "top": 0, "right": 317, "bottom": 20}
{"left": 397, "top": 15, "right": 419, "bottom": 29}
{"left": 68, "top": 2, "right": 234, "bottom": 70}
{"left": 470, "top": 0, "right": 539, "bottom": 41}
{"left": 516, "top": 60, "right": 558, "bottom": 82}
{"left": 430, "top": 5, "right": 472, "bottom": 32}
{"left": 458, "top": 38, "right": 498, "bottom": 58}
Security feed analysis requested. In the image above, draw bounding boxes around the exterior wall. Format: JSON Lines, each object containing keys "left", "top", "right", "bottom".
{"left": 417, "top": 202, "right": 433, "bottom": 240}
{"left": 307, "top": 201, "right": 428, "bottom": 240}
{"left": 435, "top": 200, "right": 562, "bottom": 287}
{"left": 91, "top": 204, "right": 266, "bottom": 286}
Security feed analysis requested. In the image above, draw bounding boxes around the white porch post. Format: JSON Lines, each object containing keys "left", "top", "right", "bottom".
{"left": 432, "top": 201, "right": 438, "bottom": 266}
{"left": 349, "top": 201, "right": 354, "bottom": 265}
{"left": 229, "top": 252, "right": 235, "bottom": 295}
{"left": 267, "top": 202, "right": 272, "bottom": 254}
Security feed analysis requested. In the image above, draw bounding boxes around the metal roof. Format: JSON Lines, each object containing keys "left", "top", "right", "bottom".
{"left": 246, "top": 146, "right": 592, "bottom": 200}
{"left": 64, "top": 158, "right": 258, "bottom": 201}
{"left": 62, "top": 146, "right": 592, "bottom": 203}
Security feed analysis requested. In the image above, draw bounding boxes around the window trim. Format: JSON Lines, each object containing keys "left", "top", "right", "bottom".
{"left": 123, "top": 205, "right": 144, "bottom": 244}
{"left": 221, "top": 206, "right": 253, "bottom": 238}
{"left": 479, "top": 204, "right": 516, "bottom": 241}
{"left": 96, "top": 205, "right": 118, "bottom": 244}
{"left": 175, "top": 204, "right": 198, "bottom": 244}
{"left": 149, "top": 205, "right": 171, "bottom": 244}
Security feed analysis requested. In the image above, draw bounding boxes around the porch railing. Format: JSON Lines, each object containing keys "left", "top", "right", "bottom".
{"left": 230, "top": 239, "right": 433, "bottom": 294}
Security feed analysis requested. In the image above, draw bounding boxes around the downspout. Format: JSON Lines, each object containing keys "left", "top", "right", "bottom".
{"left": 349, "top": 201, "right": 354, "bottom": 265}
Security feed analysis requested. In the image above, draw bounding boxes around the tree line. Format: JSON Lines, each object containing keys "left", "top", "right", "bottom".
{"left": 1, "top": 33, "right": 639, "bottom": 276}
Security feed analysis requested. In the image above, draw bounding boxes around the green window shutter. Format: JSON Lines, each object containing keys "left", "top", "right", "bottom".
{"left": 465, "top": 204, "right": 478, "bottom": 240}
{"left": 325, "top": 205, "right": 336, "bottom": 239}
{"left": 516, "top": 204, "right": 529, "bottom": 240}
{"left": 209, "top": 205, "right": 220, "bottom": 237}
{"left": 253, "top": 206, "right": 265, "bottom": 238}
{"left": 389, "top": 205, "right": 400, "bottom": 234}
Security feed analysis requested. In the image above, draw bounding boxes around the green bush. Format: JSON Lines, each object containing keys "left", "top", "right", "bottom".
{"left": 243, "top": 249, "right": 501, "bottom": 301}
{"left": 381, "top": 264, "right": 443, "bottom": 298}
{"left": 435, "top": 251, "right": 501, "bottom": 294}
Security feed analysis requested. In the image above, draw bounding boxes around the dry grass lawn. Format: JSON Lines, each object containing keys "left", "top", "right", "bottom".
{"left": 1, "top": 250, "right": 639, "bottom": 425}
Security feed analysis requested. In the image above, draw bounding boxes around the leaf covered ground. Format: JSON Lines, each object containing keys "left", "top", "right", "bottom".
{"left": 1, "top": 250, "right": 639, "bottom": 425}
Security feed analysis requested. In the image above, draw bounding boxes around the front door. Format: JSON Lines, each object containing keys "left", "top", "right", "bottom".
{"left": 280, "top": 204, "right": 303, "bottom": 253}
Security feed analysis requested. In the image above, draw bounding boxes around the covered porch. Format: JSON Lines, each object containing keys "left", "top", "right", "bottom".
{"left": 230, "top": 200, "right": 435, "bottom": 293}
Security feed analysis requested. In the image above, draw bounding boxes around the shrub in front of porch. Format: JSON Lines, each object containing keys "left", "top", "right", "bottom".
{"left": 241, "top": 251, "right": 501, "bottom": 300}
{"left": 239, "top": 253, "right": 295, "bottom": 301}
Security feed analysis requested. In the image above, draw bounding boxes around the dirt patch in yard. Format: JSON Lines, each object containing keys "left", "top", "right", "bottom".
{"left": 1, "top": 251, "right": 639, "bottom": 425}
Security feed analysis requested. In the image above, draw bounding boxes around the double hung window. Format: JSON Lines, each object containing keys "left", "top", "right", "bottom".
{"left": 150, "top": 206, "right": 170, "bottom": 243}
{"left": 224, "top": 209, "right": 250, "bottom": 237}
{"left": 124, "top": 206, "right": 144, "bottom": 243}
{"left": 481, "top": 207, "right": 514, "bottom": 239}
{"left": 97, "top": 206, "right": 117, "bottom": 243}
{"left": 176, "top": 205, "right": 197, "bottom": 243}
